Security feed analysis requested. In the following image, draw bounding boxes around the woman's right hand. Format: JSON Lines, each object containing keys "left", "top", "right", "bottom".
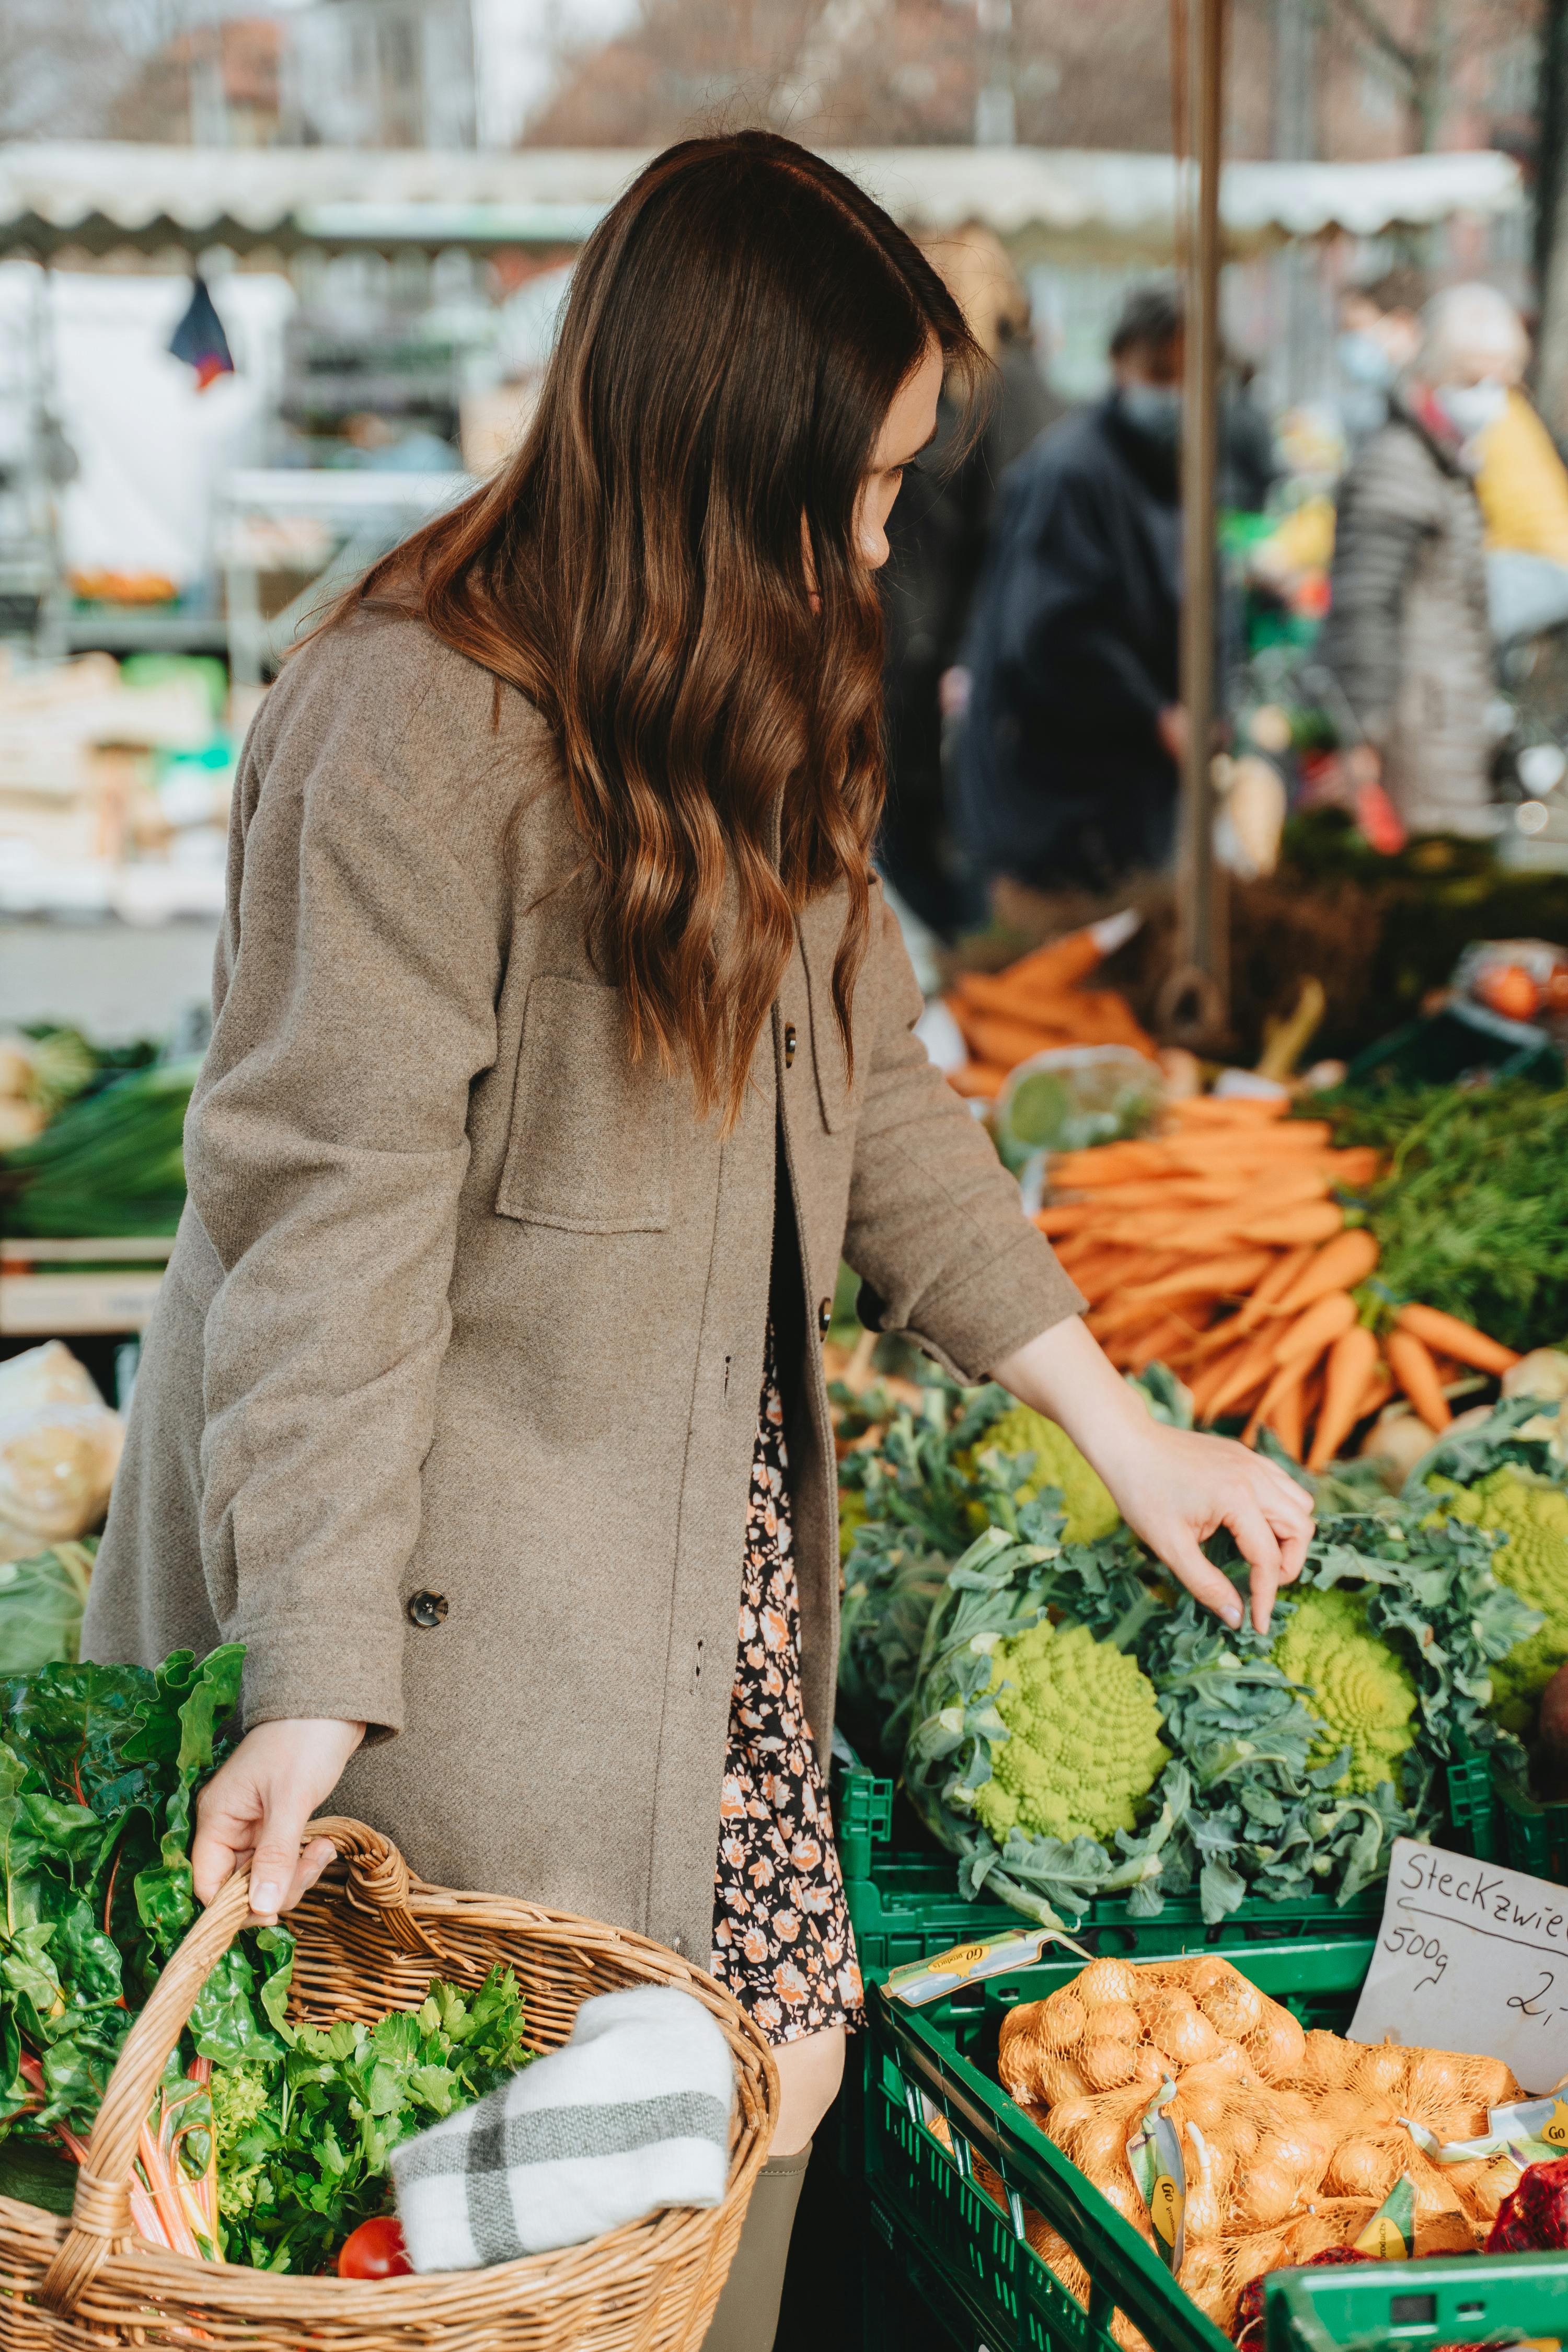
{"left": 192, "top": 1717, "right": 367, "bottom": 1923}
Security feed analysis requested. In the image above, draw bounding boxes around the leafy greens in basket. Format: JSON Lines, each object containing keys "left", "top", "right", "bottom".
{"left": 0, "top": 1643, "right": 534, "bottom": 2275}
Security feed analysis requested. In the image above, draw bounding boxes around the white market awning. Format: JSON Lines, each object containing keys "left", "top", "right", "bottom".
{"left": 0, "top": 140, "right": 1524, "bottom": 264}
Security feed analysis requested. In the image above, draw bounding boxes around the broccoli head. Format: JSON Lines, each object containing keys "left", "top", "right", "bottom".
{"left": 973, "top": 1618, "right": 1168, "bottom": 1844}
{"left": 1270, "top": 1585, "right": 1417, "bottom": 1795}
{"left": 1435, "top": 1468, "right": 1568, "bottom": 1735}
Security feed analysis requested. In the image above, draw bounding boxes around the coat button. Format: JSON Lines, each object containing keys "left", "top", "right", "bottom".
{"left": 817, "top": 1297, "right": 832, "bottom": 1337}
{"left": 406, "top": 1590, "right": 448, "bottom": 1628}
{"left": 784, "top": 1022, "right": 798, "bottom": 1068}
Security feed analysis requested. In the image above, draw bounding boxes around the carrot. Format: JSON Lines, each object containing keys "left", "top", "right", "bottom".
{"left": 1050, "top": 1143, "right": 1173, "bottom": 1186}
{"left": 1244, "top": 1354, "right": 1314, "bottom": 1449}
{"left": 1165, "top": 1120, "right": 1334, "bottom": 1160}
{"left": 947, "top": 1062, "right": 1008, "bottom": 1100}
{"left": 1047, "top": 1174, "right": 1251, "bottom": 1209}
{"left": 1392, "top": 1304, "right": 1521, "bottom": 1376}
{"left": 1167, "top": 1095, "right": 1289, "bottom": 1125}
{"left": 1272, "top": 1228, "right": 1380, "bottom": 1317}
{"left": 954, "top": 1008, "right": 1077, "bottom": 1070}
{"left": 1234, "top": 1202, "right": 1345, "bottom": 1248}
{"left": 1100, "top": 1251, "right": 1192, "bottom": 1302}
{"left": 1198, "top": 1331, "right": 1285, "bottom": 1421}
{"left": 1117, "top": 1312, "right": 1197, "bottom": 1371}
{"left": 1141, "top": 1166, "right": 1333, "bottom": 1250}
{"left": 1036, "top": 1204, "right": 1109, "bottom": 1237}
{"left": 1275, "top": 1364, "right": 1320, "bottom": 1464}
{"left": 1358, "top": 1357, "right": 1396, "bottom": 1422}
{"left": 1385, "top": 1329, "right": 1453, "bottom": 1433}
{"left": 1323, "top": 1147, "right": 1381, "bottom": 1186}
{"left": 1118, "top": 1250, "right": 1276, "bottom": 1305}
{"left": 1220, "top": 1243, "right": 1318, "bottom": 1339}
{"left": 1306, "top": 1324, "right": 1381, "bottom": 1470}
{"left": 1273, "top": 1290, "right": 1358, "bottom": 1369}
{"left": 983, "top": 928, "right": 1106, "bottom": 1001}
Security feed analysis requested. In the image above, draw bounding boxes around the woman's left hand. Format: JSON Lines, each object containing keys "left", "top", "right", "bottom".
{"left": 992, "top": 1315, "right": 1315, "bottom": 1635}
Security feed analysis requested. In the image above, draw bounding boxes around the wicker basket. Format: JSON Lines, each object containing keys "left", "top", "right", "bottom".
{"left": 0, "top": 1816, "right": 777, "bottom": 2350}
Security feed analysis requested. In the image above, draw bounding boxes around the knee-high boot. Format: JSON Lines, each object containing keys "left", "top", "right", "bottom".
{"left": 700, "top": 2140, "right": 812, "bottom": 2352}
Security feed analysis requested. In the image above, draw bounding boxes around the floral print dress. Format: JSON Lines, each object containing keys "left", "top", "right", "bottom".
{"left": 710, "top": 1329, "right": 865, "bottom": 2046}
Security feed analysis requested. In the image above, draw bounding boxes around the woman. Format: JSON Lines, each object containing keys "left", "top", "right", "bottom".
{"left": 84, "top": 133, "right": 1311, "bottom": 2348}
{"left": 1318, "top": 285, "right": 1498, "bottom": 841}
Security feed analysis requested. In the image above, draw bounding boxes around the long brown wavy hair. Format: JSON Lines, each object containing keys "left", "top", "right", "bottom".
{"left": 354, "top": 131, "right": 983, "bottom": 1127}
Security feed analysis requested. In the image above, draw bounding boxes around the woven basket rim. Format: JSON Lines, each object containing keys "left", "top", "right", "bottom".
{"left": 26, "top": 1828, "right": 778, "bottom": 2323}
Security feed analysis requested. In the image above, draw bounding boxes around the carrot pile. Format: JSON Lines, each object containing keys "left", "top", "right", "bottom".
{"left": 947, "top": 926, "right": 1157, "bottom": 1102}
{"left": 1036, "top": 1093, "right": 1521, "bottom": 1469}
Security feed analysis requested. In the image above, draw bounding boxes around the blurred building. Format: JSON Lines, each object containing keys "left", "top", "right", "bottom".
{"left": 109, "top": 0, "right": 478, "bottom": 151}
{"left": 281, "top": 0, "right": 477, "bottom": 148}
{"left": 523, "top": 0, "right": 1538, "bottom": 167}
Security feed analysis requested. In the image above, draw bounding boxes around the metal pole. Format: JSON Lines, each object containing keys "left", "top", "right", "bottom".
{"left": 1164, "top": 0, "right": 1230, "bottom": 1042}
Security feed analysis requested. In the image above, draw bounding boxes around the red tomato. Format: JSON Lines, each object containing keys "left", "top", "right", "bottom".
{"left": 337, "top": 2215, "right": 413, "bottom": 2279}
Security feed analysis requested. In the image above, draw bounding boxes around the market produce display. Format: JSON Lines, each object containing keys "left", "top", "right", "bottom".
{"left": 1037, "top": 1088, "right": 1548, "bottom": 1469}
{"left": 0, "top": 1641, "right": 534, "bottom": 2274}
{"left": 994, "top": 1953, "right": 1523, "bottom": 2336}
{"left": 838, "top": 1361, "right": 1568, "bottom": 1927}
{"left": 944, "top": 921, "right": 1158, "bottom": 1103}
{"left": 0, "top": 1341, "right": 123, "bottom": 1574}
{"left": 900, "top": 1490, "right": 1530, "bottom": 1926}
{"left": 1329, "top": 1080, "right": 1568, "bottom": 1360}
{"left": 0, "top": 1053, "right": 197, "bottom": 1237}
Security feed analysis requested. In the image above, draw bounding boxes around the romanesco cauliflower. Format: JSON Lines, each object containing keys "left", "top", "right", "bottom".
{"left": 1435, "top": 1468, "right": 1568, "bottom": 1734}
{"left": 1270, "top": 1586, "right": 1417, "bottom": 1794}
{"left": 966, "top": 1406, "right": 1121, "bottom": 1543}
{"left": 972, "top": 1618, "right": 1167, "bottom": 1844}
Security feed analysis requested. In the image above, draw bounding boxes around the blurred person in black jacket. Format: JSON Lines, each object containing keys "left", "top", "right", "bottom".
{"left": 955, "top": 283, "right": 1186, "bottom": 918}
{"left": 878, "top": 224, "right": 1065, "bottom": 937}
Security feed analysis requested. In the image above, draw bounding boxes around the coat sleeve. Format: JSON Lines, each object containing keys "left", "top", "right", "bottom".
{"left": 843, "top": 897, "right": 1085, "bottom": 1381}
{"left": 186, "top": 694, "right": 503, "bottom": 1740}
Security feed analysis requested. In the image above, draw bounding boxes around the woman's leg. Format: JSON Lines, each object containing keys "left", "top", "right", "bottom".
{"left": 702, "top": 2026, "right": 847, "bottom": 2352}
{"left": 773, "top": 2022, "right": 846, "bottom": 2154}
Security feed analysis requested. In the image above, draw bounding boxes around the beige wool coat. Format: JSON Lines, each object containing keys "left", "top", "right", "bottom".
{"left": 83, "top": 609, "right": 1082, "bottom": 1967}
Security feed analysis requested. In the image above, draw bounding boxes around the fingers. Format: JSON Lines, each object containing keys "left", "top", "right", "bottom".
{"left": 192, "top": 1766, "right": 259, "bottom": 1908}
{"left": 284, "top": 1836, "right": 339, "bottom": 1915}
{"left": 1156, "top": 1524, "right": 1244, "bottom": 1630}
{"left": 1226, "top": 1497, "right": 1286, "bottom": 1634}
{"left": 248, "top": 1784, "right": 320, "bottom": 1925}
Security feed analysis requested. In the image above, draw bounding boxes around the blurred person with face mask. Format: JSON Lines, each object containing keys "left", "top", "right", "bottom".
{"left": 1318, "top": 282, "right": 1507, "bottom": 840}
{"left": 954, "top": 283, "right": 1185, "bottom": 924}
{"left": 1436, "top": 283, "right": 1568, "bottom": 644}
{"left": 877, "top": 223, "right": 1063, "bottom": 938}
{"left": 1335, "top": 268, "right": 1426, "bottom": 448}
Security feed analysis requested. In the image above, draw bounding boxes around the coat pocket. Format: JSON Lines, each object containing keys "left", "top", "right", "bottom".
{"left": 496, "top": 975, "right": 673, "bottom": 1232}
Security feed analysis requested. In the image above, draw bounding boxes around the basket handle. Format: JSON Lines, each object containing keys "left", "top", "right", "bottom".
{"left": 40, "top": 1816, "right": 433, "bottom": 2315}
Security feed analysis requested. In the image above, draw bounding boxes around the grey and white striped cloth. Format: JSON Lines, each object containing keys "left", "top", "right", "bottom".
{"left": 390, "top": 1984, "right": 734, "bottom": 2268}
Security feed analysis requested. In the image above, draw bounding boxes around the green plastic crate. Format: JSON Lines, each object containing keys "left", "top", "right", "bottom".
{"left": 834, "top": 1737, "right": 1485, "bottom": 1987}
{"left": 864, "top": 1940, "right": 1568, "bottom": 2352}
{"left": 1345, "top": 1002, "right": 1563, "bottom": 1091}
{"left": 866, "top": 1938, "right": 1373, "bottom": 2352}
{"left": 1264, "top": 2249, "right": 1568, "bottom": 2352}
{"left": 1445, "top": 1727, "right": 1568, "bottom": 1885}
{"left": 1487, "top": 1754, "right": 1568, "bottom": 1885}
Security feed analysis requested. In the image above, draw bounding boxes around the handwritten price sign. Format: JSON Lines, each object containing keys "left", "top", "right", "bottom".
{"left": 1350, "top": 1837, "right": 1568, "bottom": 2092}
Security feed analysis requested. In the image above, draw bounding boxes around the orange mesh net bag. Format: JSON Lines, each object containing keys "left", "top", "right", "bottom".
{"left": 997, "top": 1954, "right": 1526, "bottom": 2339}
